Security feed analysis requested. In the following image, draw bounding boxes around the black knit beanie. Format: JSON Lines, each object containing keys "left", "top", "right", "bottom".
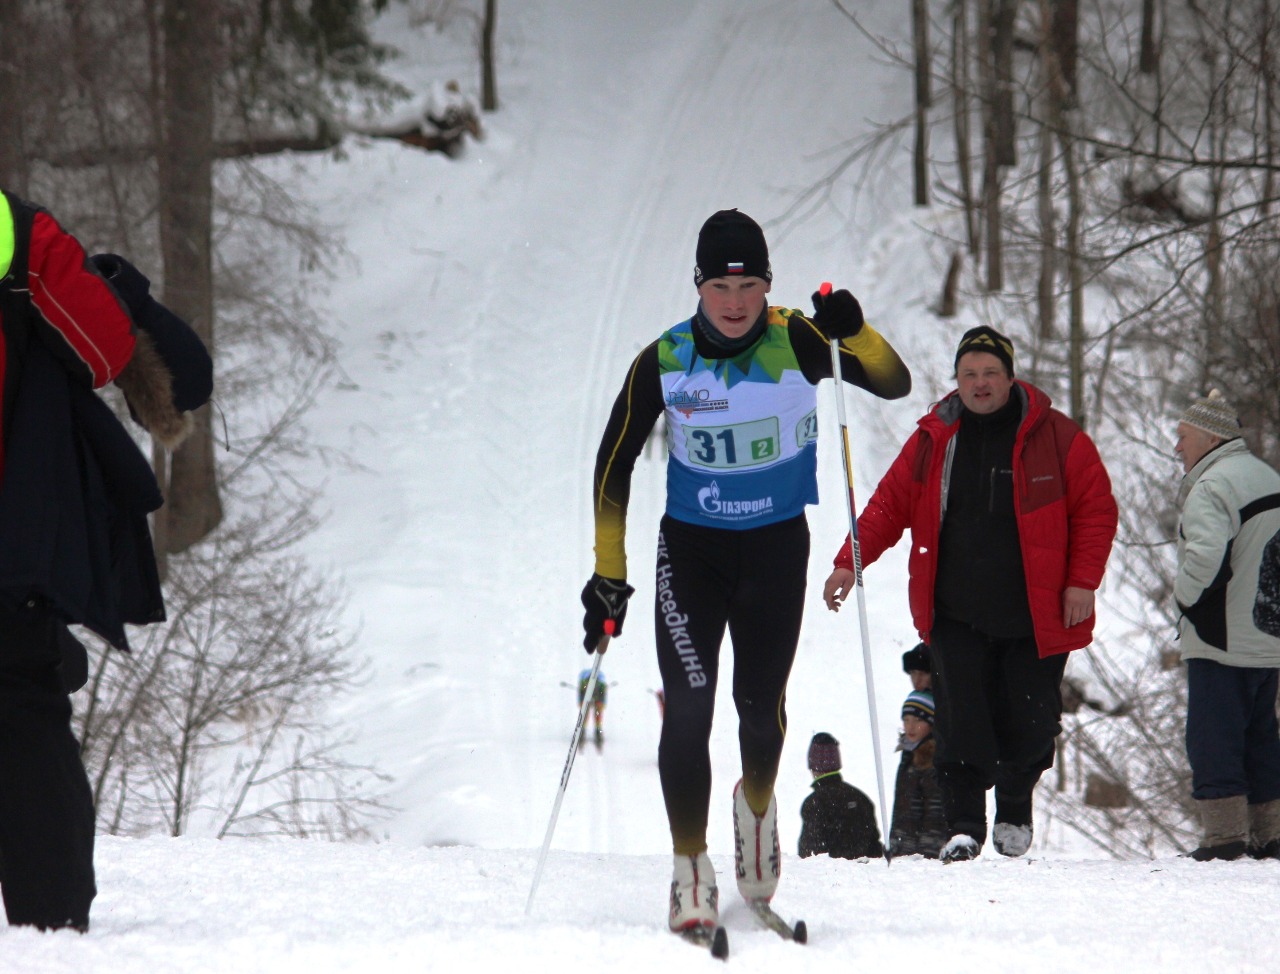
{"left": 694, "top": 209, "right": 771, "bottom": 286}
{"left": 955, "top": 325, "right": 1015, "bottom": 376}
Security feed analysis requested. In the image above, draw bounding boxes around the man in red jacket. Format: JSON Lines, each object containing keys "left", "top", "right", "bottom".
{"left": 822, "top": 326, "right": 1116, "bottom": 861}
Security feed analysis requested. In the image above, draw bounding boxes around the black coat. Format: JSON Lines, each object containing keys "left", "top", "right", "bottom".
{"left": 798, "top": 774, "right": 884, "bottom": 859}
{"left": 889, "top": 739, "right": 947, "bottom": 858}
{"left": 0, "top": 216, "right": 208, "bottom": 651}
{"left": 0, "top": 337, "right": 164, "bottom": 649}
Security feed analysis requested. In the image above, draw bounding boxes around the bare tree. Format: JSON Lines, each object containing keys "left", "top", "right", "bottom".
{"left": 913, "top": 0, "right": 932, "bottom": 205}
{"left": 0, "top": 0, "right": 29, "bottom": 194}
{"left": 159, "top": 0, "right": 223, "bottom": 554}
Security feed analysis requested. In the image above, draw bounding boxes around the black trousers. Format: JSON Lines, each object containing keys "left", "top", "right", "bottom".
{"left": 654, "top": 514, "right": 808, "bottom": 855}
{"left": 1186, "top": 658, "right": 1280, "bottom": 802}
{"left": 930, "top": 615, "right": 1067, "bottom": 844}
{"left": 0, "top": 600, "right": 96, "bottom": 930}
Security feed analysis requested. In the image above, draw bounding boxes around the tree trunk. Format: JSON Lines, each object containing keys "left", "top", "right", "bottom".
{"left": 0, "top": 0, "right": 29, "bottom": 194}
{"left": 159, "top": 0, "right": 222, "bottom": 553}
{"left": 1064, "top": 128, "right": 1085, "bottom": 427}
{"left": 1036, "top": 120, "right": 1057, "bottom": 341}
{"left": 913, "top": 0, "right": 931, "bottom": 206}
{"left": 1038, "top": 0, "right": 1065, "bottom": 342}
{"left": 992, "top": 0, "right": 1019, "bottom": 167}
{"left": 481, "top": 0, "right": 498, "bottom": 112}
{"left": 1139, "top": 0, "right": 1159, "bottom": 75}
{"left": 952, "top": 0, "right": 979, "bottom": 254}
{"left": 978, "top": 0, "right": 1004, "bottom": 290}
{"left": 1050, "top": 0, "right": 1079, "bottom": 104}
{"left": 1262, "top": 0, "right": 1275, "bottom": 216}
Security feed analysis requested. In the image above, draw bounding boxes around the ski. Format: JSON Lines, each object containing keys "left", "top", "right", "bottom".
{"left": 677, "top": 923, "right": 730, "bottom": 959}
{"left": 746, "top": 900, "right": 807, "bottom": 944}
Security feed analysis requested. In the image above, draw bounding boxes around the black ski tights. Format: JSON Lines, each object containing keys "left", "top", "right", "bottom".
{"left": 653, "top": 514, "right": 808, "bottom": 855}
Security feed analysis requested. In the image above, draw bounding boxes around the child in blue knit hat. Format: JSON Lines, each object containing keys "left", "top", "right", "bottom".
{"left": 889, "top": 690, "right": 947, "bottom": 858}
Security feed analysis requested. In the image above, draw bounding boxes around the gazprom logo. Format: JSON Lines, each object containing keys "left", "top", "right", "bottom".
{"left": 697, "top": 480, "right": 774, "bottom": 517}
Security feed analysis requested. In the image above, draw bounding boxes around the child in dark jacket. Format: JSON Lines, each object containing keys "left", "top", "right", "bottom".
{"left": 889, "top": 690, "right": 947, "bottom": 858}
{"left": 798, "top": 732, "right": 883, "bottom": 859}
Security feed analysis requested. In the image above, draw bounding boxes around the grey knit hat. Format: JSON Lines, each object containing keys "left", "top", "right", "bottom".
{"left": 1179, "top": 389, "right": 1242, "bottom": 442}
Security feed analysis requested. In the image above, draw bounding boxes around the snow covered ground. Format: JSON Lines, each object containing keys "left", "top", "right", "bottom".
{"left": 5, "top": 0, "right": 1279, "bottom": 970}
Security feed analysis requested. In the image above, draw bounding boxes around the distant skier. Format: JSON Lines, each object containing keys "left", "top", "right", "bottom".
{"left": 576, "top": 668, "right": 608, "bottom": 747}
{"left": 579, "top": 208, "right": 910, "bottom": 934}
{"left": 797, "top": 733, "right": 883, "bottom": 860}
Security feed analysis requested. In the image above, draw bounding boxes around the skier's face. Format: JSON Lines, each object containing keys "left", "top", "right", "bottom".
{"left": 908, "top": 670, "right": 931, "bottom": 692}
{"left": 697, "top": 276, "right": 771, "bottom": 339}
{"left": 956, "top": 351, "right": 1014, "bottom": 415}
{"left": 1175, "top": 422, "right": 1222, "bottom": 474}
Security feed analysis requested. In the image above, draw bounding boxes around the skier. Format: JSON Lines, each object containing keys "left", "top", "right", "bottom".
{"left": 797, "top": 732, "right": 883, "bottom": 860}
{"left": 576, "top": 668, "right": 608, "bottom": 747}
{"left": 579, "top": 208, "right": 910, "bottom": 935}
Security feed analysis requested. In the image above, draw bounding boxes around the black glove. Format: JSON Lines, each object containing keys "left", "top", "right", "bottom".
{"left": 580, "top": 574, "right": 635, "bottom": 652}
{"left": 810, "top": 287, "right": 864, "bottom": 340}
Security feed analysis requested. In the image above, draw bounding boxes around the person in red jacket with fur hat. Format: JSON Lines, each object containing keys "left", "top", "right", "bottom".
{"left": 822, "top": 326, "right": 1117, "bottom": 862}
{"left": 0, "top": 188, "right": 210, "bottom": 932}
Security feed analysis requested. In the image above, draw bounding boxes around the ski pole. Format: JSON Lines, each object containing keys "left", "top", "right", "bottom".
{"left": 525, "top": 619, "right": 614, "bottom": 914}
{"left": 821, "top": 281, "right": 893, "bottom": 864}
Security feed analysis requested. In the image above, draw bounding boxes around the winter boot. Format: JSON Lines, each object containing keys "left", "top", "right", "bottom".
{"left": 732, "top": 779, "right": 780, "bottom": 902}
{"left": 669, "top": 852, "right": 719, "bottom": 931}
{"left": 992, "top": 795, "right": 1034, "bottom": 858}
{"left": 992, "top": 822, "right": 1033, "bottom": 857}
{"left": 940, "top": 834, "right": 981, "bottom": 863}
{"left": 1190, "top": 795, "right": 1248, "bottom": 861}
{"left": 1248, "top": 798, "right": 1280, "bottom": 860}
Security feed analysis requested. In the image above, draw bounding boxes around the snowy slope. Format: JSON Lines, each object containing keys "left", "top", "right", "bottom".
{"left": 295, "top": 0, "right": 943, "bottom": 859}
{"left": 5, "top": 1, "right": 1277, "bottom": 971}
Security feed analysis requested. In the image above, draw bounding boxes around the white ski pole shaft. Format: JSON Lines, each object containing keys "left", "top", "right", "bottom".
{"left": 526, "top": 624, "right": 612, "bottom": 914}
{"left": 824, "top": 285, "right": 892, "bottom": 863}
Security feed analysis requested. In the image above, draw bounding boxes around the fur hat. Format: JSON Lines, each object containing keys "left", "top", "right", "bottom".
{"left": 807, "top": 732, "right": 842, "bottom": 774}
{"left": 93, "top": 254, "right": 213, "bottom": 449}
{"left": 902, "top": 690, "right": 935, "bottom": 725}
{"left": 902, "top": 642, "right": 931, "bottom": 674}
{"left": 1178, "top": 389, "right": 1242, "bottom": 442}
{"left": 694, "top": 209, "right": 771, "bottom": 286}
{"left": 955, "top": 325, "right": 1015, "bottom": 376}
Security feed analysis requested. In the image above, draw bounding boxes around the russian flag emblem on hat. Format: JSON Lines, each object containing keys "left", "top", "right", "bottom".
{"left": 727, "top": 261, "right": 744, "bottom": 275}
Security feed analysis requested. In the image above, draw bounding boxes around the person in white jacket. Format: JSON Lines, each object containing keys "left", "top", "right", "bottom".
{"left": 1174, "top": 390, "right": 1280, "bottom": 861}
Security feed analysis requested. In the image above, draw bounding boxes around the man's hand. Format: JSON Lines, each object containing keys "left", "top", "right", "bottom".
{"left": 581, "top": 574, "right": 635, "bottom": 652}
{"left": 1062, "top": 586, "right": 1095, "bottom": 628}
{"left": 823, "top": 568, "right": 856, "bottom": 612}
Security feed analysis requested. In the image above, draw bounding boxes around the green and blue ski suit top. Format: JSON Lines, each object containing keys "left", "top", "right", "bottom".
{"left": 591, "top": 305, "right": 911, "bottom": 580}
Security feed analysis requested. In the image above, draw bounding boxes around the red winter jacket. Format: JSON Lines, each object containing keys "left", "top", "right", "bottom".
{"left": 0, "top": 191, "right": 136, "bottom": 482}
{"left": 834, "top": 381, "right": 1117, "bottom": 657}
